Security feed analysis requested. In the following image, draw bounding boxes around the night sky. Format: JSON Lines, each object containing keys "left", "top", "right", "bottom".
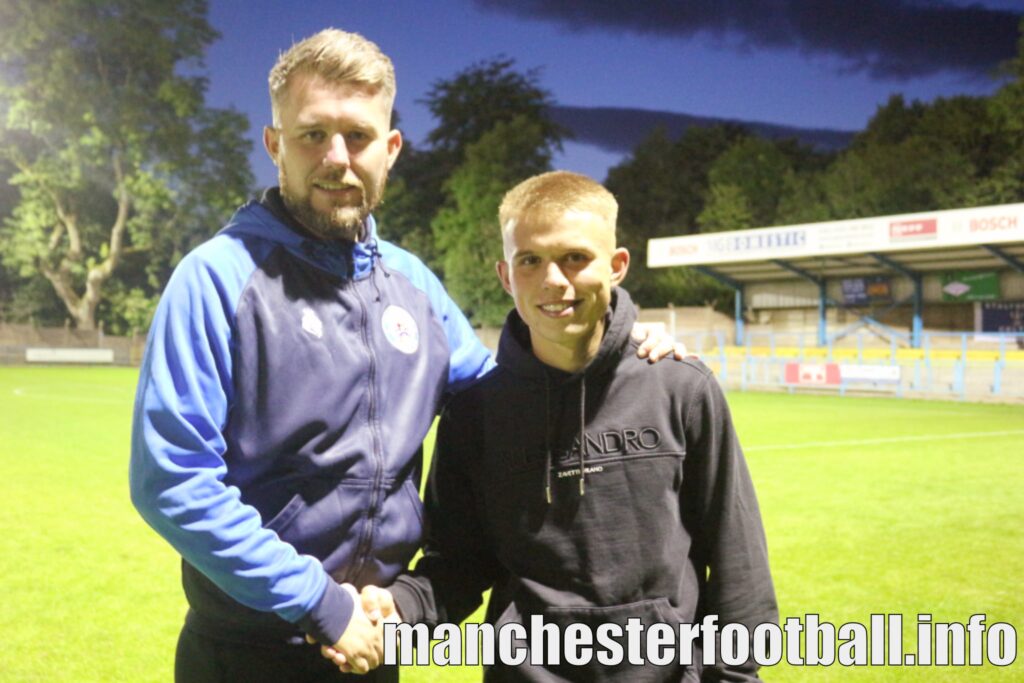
{"left": 201, "top": 0, "right": 1024, "bottom": 189}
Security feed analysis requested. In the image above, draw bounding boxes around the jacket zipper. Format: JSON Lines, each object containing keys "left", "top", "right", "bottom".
{"left": 349, "top": 277, "right": 385, "bottom": 581}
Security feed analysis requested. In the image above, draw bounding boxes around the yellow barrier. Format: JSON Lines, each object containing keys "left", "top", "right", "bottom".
{"left": 712, "top": 347, "right": 1024, "bottom": 363}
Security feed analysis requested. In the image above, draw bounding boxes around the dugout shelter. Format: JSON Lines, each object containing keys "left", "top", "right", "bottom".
{"left": 647, "top": 202, "right": 1024, "bottom": 348}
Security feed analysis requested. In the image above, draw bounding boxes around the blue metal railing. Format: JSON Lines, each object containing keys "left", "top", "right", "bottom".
{"left": 676, "top": 329, "right": 1024, "bottom": 401}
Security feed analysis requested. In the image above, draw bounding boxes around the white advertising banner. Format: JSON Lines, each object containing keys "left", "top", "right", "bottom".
{"left": 25, "top": 347, "right": 115, "bottom": 363}
{"left": 647, "top": 203, "right": 1024, "bottom": 268}
{"left": 838, "top": 364, "right": 902, "bottom": 384}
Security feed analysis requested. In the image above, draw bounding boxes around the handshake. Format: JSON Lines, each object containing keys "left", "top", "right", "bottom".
{"left": 308, "top": 584, "right": 399, "bottom": 675}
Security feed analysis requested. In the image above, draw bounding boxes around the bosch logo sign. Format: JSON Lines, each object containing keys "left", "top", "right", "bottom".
{"left": 668, "top": 243, "right": 699, "bottom": 257}
{"left": 969, "top": 216, "right": 1018, "bottom": 232}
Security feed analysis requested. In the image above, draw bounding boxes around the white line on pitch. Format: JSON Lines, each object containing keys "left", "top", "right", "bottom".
{"left": 8, "top": 390, "right": 131, "bottom": 404}
{"left": 747, "top": 429, "right": 1024, "bottom": 452}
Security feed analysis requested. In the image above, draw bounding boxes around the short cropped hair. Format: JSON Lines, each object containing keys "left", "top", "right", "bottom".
{"left": 268, "top": 28, "right": 396, "bottom": 125}
{"left": 499, "top": 171, "right": 618, "bottom": 241}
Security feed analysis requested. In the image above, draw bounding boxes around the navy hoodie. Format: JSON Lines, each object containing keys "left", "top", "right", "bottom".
{"left": 390, "top": 289, "right": 777, "bottom": 681}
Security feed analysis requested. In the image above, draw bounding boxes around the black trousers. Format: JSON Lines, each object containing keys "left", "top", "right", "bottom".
{"left": 175, "top": 624, "right": 400, "bottom": 683}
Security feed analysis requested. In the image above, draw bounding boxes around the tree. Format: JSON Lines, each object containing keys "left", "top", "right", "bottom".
{"left": 0, "top": 0, "right": 253, "bottom": 331}
{"left": 819, "top": 93, "right": 1000, "bottom": 216}
{"left": 698, "top": 137, "right": 794, "bottom": 231}
{"left": 606, "top": 125, "right": 747, "bottom": 307}
{"left": 375, "top": 141, "right": 448, "bottom": 268}
{"left": 431, "top": 116, "right": 552, "bottom": 326}
{"left": 378, "top": 58, "right": 564, "bottom": 271}
{"left": 821, "top": 131, "right": 974, "bottom": 219}
{"left": 700, "top": 135, "right": 837, "bottom": 232}
{"left": 697, "top": 183, "right": 755, "bottom": 233}
{"left": 968, "top": 18, "right": 1024, "bottom": 206}
{"left": 918, "top": 96, "right": 1002, "bottom": 179}
{"left": 851, "top": 95, "right": 927, "bottom": 150}
{"left": 422, "top": 56, "right": 564, "bottom": 163}
{"left": 775, "top": 169, "right": 833, "bottom": 225}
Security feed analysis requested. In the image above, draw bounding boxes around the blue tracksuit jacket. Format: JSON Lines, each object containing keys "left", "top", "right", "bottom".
{"left": 129, "top": 191, "right": 492, "bottom": 645}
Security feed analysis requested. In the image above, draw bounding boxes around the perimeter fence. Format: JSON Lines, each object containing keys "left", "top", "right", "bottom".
{"left": 4, "top": 320, "right": 1022, "bottom": 402}
{"left": 0, "top": 322, "right": 145, "bottom": 366}
{"left": 680, "top": 329, "right": 1024, "bottom": 401}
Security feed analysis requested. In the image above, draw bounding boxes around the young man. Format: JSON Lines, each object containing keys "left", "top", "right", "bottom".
{"left": 359, "top": 171, "right": 777, "bottom": 681}
{"left": 129, "top": 31, "right": 684, "bottom": 683}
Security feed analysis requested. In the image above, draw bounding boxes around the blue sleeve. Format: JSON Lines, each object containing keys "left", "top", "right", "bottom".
{"left": 379, "top": 242, "right": 495, "bottom": 391}
{"left": 128, "top": 240, "right": 352, "bottom": 642}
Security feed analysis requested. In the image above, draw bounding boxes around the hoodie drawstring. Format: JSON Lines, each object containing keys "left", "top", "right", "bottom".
{"left": 544, "top": 375, "right": 553, "bottom": 504}
{"left": 544, "top": 374, "right": 588, "bottom": 503}
{"left": 366, "top": 240, "right": 389, "bottom": 302}
{"left": 578, "top": 377, "right": 587, "bottom": 497}
{"left": 367, "top": 240, "right": 389, "bottom": 276}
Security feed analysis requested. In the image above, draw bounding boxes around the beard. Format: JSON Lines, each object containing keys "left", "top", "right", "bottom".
{"left": 280, "top": 166, "right": 387, "bottom": 243}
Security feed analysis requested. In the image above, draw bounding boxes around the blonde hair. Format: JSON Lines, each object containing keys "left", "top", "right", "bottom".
{"left": 268, "top": 28, "right": 396, "bottom": 125}
{"left": 499, "top": 171, "right": 618, "bottom": 240}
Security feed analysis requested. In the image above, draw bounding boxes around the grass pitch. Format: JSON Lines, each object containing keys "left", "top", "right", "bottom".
{"left": 0, "top": 366, "right": 1020, "bottom": 681}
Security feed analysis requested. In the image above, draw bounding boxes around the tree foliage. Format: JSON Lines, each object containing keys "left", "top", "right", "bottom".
{"left": 422, "top": 56, "right": 564, "bottom": 162}
{"left": 377, "top": 57, "right": 564, "bottom": 273}
{"left": 967, "top": 18, "right": 1024, "bottom": 206}
{"left": 0, "top": 0, "right": 252, "bottom": 331}
{"left": 433, "top": 116, "right": 552, "bottom": 326}
{"left": 605, "top": 125, "right": 749, "bottom": 307}
{"left": 697, "top": 183, "right": 755, "bottom": 233}
{"left": 699, "top": 137, "right": 795, "bottom": 230}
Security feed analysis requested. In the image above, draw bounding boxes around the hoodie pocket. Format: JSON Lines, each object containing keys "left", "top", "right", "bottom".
{"left": 491, "top": 596, "right": 691, "bottom": 682}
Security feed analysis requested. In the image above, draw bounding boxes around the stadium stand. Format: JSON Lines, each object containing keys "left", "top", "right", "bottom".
{"left": 647, "top": 202, "right": 1024, "bottom": 400}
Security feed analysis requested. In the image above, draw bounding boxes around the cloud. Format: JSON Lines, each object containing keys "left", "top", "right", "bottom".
{"left": 548, "top": 105, "right": 855, "bottom": 154}
{"left": 473, "top": 0, "right": 1022, "bottom": 79}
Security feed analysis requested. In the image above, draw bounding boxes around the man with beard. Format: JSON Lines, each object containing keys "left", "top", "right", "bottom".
{"left": 130, "top": 28, "right": 684, "bottom": 683}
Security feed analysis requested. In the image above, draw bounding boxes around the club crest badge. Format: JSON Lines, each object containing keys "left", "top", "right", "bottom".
{"left": 381, "top": 305, "right": 419, "bottom": 354}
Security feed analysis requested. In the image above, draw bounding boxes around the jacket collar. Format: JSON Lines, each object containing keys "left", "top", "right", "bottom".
{"left": 219, "top": 187, "right": 379, "bottom": 280}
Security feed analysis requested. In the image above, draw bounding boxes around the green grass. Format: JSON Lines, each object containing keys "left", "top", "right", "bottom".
{"left": 1, "top": 367, "right": 1021, "bottom": 681}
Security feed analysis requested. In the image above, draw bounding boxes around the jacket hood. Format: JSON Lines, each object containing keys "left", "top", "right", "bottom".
{"left": 496, "top": 287, "right": 638, "bottom": 384}
{"left": 219, "top": 187, "right": 380, "bottom": 280}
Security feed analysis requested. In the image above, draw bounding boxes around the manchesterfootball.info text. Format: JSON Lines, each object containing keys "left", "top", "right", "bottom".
{"left": 382, "top": 614, "right": 1016, "bottom": 668}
